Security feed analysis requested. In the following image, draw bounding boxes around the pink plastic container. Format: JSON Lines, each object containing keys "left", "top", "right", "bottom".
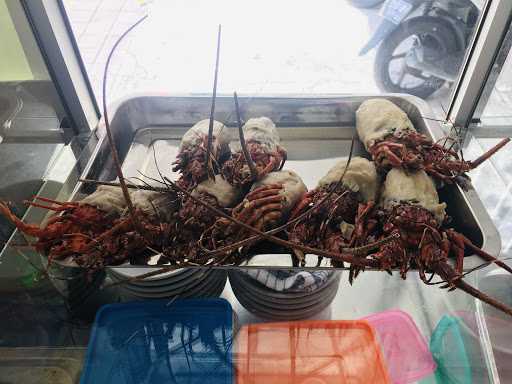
{"left": 364, "top": 310, "right": 436, "bottom": 384}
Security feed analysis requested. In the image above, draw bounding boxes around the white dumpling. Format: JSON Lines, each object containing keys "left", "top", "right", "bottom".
{"left": 81, "top": 185, "right": 127, "bottom": 216}
{"left": 356, "top": 99, "right": 416, "bottom": 151}
{"left": 317, "top": 157, "right": 379, "bottom": 202}
{"left": 252, "top": 170, "right": 307, "bottom": 214}
{"left": 179, "top": 119, "right": 230, "bottom": 150}
{"left": 381, "top": 168, "right": 446, "bottom": 223}
{"left": 243, "top": 117, "right": 280, "bottom": 152}
{"left": 192, "top": 175, "right": 242, "bottom": 208}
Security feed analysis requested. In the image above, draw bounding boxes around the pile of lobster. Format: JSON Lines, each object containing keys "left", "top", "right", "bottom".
{"left": 1, "top": 13, "right": 512, "bottom": 316}
{"left": 2, "top": 97, "right": 512, "bottom": 317}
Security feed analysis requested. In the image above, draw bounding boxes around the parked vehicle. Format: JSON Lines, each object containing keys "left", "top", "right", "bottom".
{"left": 358, "top": 0, "right": 480, "bottom": 99}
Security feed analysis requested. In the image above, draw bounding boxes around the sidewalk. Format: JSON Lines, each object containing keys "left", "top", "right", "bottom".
{"left": 64, "top": 0, "right": 452, "bottom": 111}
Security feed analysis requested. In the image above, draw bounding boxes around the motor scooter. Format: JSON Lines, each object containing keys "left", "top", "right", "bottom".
{"left": 358, "top": 0, "right": 480, "bottom": 98}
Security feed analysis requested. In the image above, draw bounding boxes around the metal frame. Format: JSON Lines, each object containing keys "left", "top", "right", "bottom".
{"left": 19, "top": 0, "right": 99, "bottom": 138}
{"left": 470, "top": 124, "right": 512, "bottom": 138}
{"left": 471, "top": 18, "right": 512, "bottom": 132}
{"left": 448, "top": 0, "right": 512, "bottom": 136}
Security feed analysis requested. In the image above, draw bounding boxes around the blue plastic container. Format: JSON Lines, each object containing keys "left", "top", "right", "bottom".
{"left": 80, "top": 298, "right": 233, "bottom": 384}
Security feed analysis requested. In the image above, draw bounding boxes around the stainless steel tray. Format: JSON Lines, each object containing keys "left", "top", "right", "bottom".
{"left": 73, "top": 94, "right": 501, "bottom": 270}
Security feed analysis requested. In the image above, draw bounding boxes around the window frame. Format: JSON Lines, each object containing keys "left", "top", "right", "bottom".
{"left": 19, "top": 0, "right": 99, "bottom": 141}
{"left": 447, "top": 0, "right": 512, "bottom": 140}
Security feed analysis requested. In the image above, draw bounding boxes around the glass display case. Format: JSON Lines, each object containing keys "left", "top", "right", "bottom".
{"left": 1, "top": 0, "right": 512, "bottom": 383}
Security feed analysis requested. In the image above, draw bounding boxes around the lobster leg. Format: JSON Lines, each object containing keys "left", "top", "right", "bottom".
{"left": 260, "top": 156, "right": 280, "bottom": 177}
{"left": 244, "top": 185, "right": 281, "bottom": 200}
{"left": 424, "top": 166, "right": 456, "bottom": 183}
{"left": 278, "top": 147, "right": 287, "bottom": 170}
{"left": 235, "top": 199, "right": 282, "bottom": 223}
{"left": 351, "top": 201, "right": 376, "bottom": 246}
{"left": 33, "top": 196, "right": 77, "bottom": 207}
{"left": 374, "top": 146, "right": 403, "bottom": 167}
{"left": 250, "top": 211, "right": 282, "bottom": 229}
{"left": 434, "top": 261, "right": 512, "bottom": 317}
{"left": 447, "top": 229, "right": 512, "bottom": 275}
{"left": 289, "top": 198, "right": 312, "bottom": 219}
{"left": 0, "top": 202, "right": 42, "bottom": 237}
{"left": 449, "top": 232, "right": 466, "bottom": 276}
{"left": 243, "top": 206, "right": 282, "bottom": 230}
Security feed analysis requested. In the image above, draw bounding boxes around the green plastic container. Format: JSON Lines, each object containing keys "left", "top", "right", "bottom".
{"left": 429, "top": 315, "right": 471, "bottom": 384}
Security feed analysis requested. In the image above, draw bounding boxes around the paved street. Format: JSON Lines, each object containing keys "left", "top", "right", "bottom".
{"left": 63, "top": 0, "right": 452, "bottom": 110}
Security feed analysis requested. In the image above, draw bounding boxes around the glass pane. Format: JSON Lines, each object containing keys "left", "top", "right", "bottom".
{"left": 0, "top": 0, "right": 68, "bottom": 140}
{"left": 0, "top": 0, "right": 73, "bottom": 244}
{"left": 0, "top": 0, "right": 94, "bottom": 362}
{"left": 475, "top": 26, "right": 512, "bottom": 126}
{"left": 458, "top": 9, "right": 512, "bottom": 382}
{"left": 63, "top": 0, "right": 486, "bottom": 118}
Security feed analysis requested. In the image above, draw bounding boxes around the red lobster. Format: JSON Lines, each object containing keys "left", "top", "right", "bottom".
{"left": 0, "top": 186, "right": 178, "bottom": 270}
{"left": 160, "top": 175, "right": 242, "bottom": 264}
{"left": 289, "top": 157, "right": 379, "bottom": 266}
{"left": 203, "top": 170, "right": 306, "bottom": 256}
{"left": 356, "top": 99, "right": 510, "bottom": 187}
{"left": 221, "top": 117, "right": 287, "bottom": 188}
{"left": 369, "top": 168, "right": 512, "bottom": 317}
{"left": 172, "top": 119, "right": 231, "bottom": 190}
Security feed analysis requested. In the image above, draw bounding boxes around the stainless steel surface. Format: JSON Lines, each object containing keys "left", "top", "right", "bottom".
{"left": 0, "top": 347, "right": 85, "bottom": 384}
{"left": 73, "top": 94, "right": 501, "bottom": 271}
{"left": 1, "top": 128, "right": 65, "bottom": 144}
{"left": 469, "top": 125, "right": 512, "bottom": 138}
{"left": 0, "top": 82, "right": 66, "bottom": 144}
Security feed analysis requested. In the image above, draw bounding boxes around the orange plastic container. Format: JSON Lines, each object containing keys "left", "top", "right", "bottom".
{"left": 235, "top": 320, "right": 391, "bottom": 384}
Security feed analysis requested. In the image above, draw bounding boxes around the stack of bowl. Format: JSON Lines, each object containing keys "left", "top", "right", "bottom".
{"left": 229, "top": 268, "right": 341, "bottom": 320}
{"left": 108, "top": 267, "right": 227, "bottom": 301}
{"left": 65, "top": 270, "right": 106, "bottom": 308}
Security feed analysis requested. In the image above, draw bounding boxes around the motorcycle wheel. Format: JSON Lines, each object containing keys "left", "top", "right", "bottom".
{"left": 349, "top": 0, "right": 385, "bottom": 8}
{"left": 374, "top": 17, "right": 459, "bottom": 99}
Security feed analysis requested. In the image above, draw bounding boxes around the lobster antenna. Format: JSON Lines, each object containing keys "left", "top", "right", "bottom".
{"left": 205, "top": 24, "right": 222, "bottom": 180}
{"left": 102, "top": 15, "right": 148, "bottom": 220}
{"left": 80, "top": 179, "right": 167, "bottom": 192}
{"left": 234, "top": 91, "right": 258, "bottom": 181}
{"left": 436, "top": 263, "right": 512, "bottom": 317}
{"left": 470, "top": 138, "right": 510, "bottom": 168}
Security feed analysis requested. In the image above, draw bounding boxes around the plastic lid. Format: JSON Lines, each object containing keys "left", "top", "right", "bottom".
{"left": 235, "top": 320, "right": 391, "bottom": 384}
{"left": 80, "top": 298, "right": 233, "bottom": 384}
{"left": 430, "top": 315, "right": 472, "bottom": 384}
{"left": 363, "top": 310, "right": 436, "bottom": 384}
